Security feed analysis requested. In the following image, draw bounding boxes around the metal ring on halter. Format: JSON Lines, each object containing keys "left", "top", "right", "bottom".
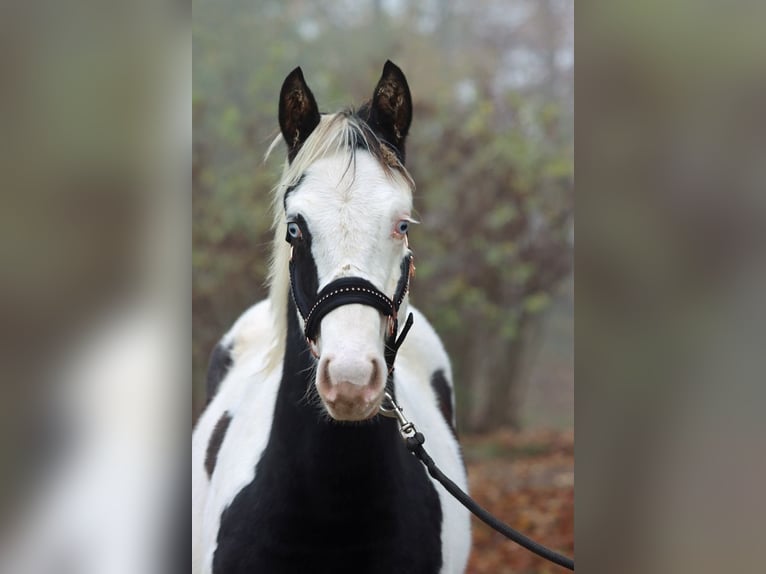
{"left": 379, "top": 391, "right": 416, "bottom": 438}
{"left": 378, "top": 392, "right": 397, "bottom": 418}
{"left": 387, "top": 315, "right": 396, "bottom": 338}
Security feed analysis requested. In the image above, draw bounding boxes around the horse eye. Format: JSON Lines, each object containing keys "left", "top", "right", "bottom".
{"left": 395, "top": 220, "right": 409, "bottom": 235}
{"left": 286, "top": 222, "right": 302, "bottom": 241}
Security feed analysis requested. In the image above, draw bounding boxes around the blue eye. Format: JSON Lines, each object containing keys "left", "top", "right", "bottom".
{"left": 396, "top": 220, "right": 409, "bottom": 235}
{"left": 286, "top": 221, "right": 302, "bottom": 241}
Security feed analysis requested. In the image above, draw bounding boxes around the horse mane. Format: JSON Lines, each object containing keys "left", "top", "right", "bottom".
{"left": 263, "top": 110, "right": 415, "bottom": 372}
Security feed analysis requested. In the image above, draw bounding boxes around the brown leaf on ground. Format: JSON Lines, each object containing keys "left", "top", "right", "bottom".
{"left": 462, "top": 428, "right": 574, "bottom": 574}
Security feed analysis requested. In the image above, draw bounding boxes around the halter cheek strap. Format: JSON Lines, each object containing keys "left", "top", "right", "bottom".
{"left": 289, "top": 252, "right": 415, "bottom": 374}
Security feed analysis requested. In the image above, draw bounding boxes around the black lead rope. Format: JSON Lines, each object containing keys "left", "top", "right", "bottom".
{"left": 407, "top": 433, "right": 574, "bottom": 571}
{"left": 381, "top": 394, "right": 575, "bottom": 571}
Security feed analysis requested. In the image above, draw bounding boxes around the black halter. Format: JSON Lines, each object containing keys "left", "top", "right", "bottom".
{"left": 289, "top": 251, "right": 415, "bottom": 375}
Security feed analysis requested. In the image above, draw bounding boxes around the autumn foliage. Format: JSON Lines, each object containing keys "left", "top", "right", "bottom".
{"left": 463, "top": 428, "right": 574, "bottom": 574}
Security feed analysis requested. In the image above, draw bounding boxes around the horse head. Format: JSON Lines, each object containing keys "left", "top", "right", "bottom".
{"left": 276, "top": 61, "right": 415, "bottom": 421}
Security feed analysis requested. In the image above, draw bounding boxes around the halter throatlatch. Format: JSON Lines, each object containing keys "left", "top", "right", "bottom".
{"left": 289, "top": 252, "right": 415, "bottom": 374}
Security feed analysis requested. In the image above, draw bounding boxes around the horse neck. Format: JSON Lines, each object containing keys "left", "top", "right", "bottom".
{"left": 269, "top": 298, "right": 402, "bottom": 474}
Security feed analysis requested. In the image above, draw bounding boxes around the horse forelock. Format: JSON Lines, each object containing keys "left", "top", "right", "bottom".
{"left": 263, "top": 112, "right": 415, "bottom": 371}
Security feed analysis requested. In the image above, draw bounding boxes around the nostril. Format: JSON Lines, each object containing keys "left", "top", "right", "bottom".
{"left": 317, "top": 358, "right": 332, "bottom": 393}
{"left": 324, "top": 354, "right": 384, "bottom": 390}
{"left": 322, "top": 358, "right": 331, "bottom": 383}
{"left": 369, "top": 358, "right": 380, "bottom": 388}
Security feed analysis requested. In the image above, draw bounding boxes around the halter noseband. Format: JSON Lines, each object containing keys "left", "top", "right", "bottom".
{"left": 289, "top": 251, "right": 416, "bottom": 374}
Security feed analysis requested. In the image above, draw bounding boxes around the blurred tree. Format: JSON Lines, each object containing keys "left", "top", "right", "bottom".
{"left": 192, "top": 0, "right": 573, "bottom": 430}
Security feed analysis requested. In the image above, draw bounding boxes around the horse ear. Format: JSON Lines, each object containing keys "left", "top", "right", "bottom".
{"left": 365, "top": 60, "right": 412, "bottom": 163}
{"left": 279, "top": 67, "right": 321, "bottom": 162}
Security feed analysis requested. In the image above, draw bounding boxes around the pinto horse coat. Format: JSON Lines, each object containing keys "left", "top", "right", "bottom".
{"left": 192, "top": 62, "right": 470, "bottom": 574}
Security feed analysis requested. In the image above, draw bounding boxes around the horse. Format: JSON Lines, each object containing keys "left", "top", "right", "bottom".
{"left": 192, "top": 61, "right": 471, "bottom": 574}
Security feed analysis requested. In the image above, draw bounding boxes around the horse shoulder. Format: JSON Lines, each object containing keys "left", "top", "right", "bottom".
{"left": 194, "top": 299, "right": 277, "bottom": 482}
{"left": 205, "top": 300, "right": 277, "bottom": 401}
{"left": 398, "top": 306, "right": 457, "bottom": 430}
{"left": 193, "top": 299, "right": 282, "bottom": 574}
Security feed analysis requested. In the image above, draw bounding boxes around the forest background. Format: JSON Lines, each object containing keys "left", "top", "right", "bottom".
{"left": 193, "top": 2, "right": 573, "bottom": 569}
{"left": 193, "top": 0, "right": 573, "bottom": 431}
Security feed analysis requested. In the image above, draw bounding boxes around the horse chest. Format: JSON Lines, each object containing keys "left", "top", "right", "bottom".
{"left": 212, "top": 419, "right": 443, "bottom": 574}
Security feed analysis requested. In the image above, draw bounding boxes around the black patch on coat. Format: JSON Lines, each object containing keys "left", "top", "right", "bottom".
{"left": 431, "top": 369, "right": 456, "bottom": 436}
{"left": 205, "top": 412, "right": 232, "bottom": 478}
{"left": 206, "top": 342, "right": 233, "bottom": 402}
{"left": 212, "top": 299, "right": 443, "bottom": 574}
{"left": 287, "top": 214, "right": 319, "bottom": 320}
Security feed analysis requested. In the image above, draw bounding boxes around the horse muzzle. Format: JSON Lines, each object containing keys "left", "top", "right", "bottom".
{"left": 317, "top": 351, "right": 386, "bottom": 421}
